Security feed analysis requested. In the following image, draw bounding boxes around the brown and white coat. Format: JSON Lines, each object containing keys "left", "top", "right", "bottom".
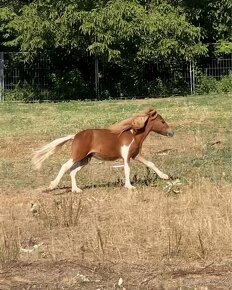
{"left": 32, "top": 108, "right": 174, "bottom": 192}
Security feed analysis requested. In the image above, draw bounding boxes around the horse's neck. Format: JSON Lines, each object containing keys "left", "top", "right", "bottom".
{"left": 134, "top": 126, "right": 151, "bottom": 146}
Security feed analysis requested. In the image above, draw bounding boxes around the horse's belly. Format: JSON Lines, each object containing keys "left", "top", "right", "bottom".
{"left": 92, "top": 152, "right": 119, "bottom": 161}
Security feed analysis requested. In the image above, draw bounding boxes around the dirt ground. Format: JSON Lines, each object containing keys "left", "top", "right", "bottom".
{"left": 0, "top": 96, "right": 231, "bottom": 290}
{"left": 0, "top": 185, "right": 231, "bottom": 290}
{"left": 0, "top": 258, "right": 231, "bottom": 289}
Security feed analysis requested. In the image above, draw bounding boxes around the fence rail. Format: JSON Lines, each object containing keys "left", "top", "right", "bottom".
{"left": 0, "top": 51, "right": 231, "bottom": 101}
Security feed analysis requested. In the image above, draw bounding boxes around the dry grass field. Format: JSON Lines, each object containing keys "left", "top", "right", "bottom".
{"left": 0, "top": 94, "right": 231, "bottom": 289}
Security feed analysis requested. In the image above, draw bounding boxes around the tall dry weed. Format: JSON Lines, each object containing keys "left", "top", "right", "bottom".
{"left": 39, "top": 196, "right": 83, "bottom": 229}
{"left": 26, "top": 178, "right": 230, "bottom": 265}
{"left": 0, "top": 226, "right": 20, "bottom": 269}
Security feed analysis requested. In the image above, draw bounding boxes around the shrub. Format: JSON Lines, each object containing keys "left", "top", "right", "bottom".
{"left": 196, "top": 73, "right": 232, "bottom": 94}
{"left": 50, "top": 69, "right": 94, "bottom": 100}
{"left": 4, "top": 83, "right": 47, "bottom": 102}
{"left": 219, "top": 73, "right": 232, "bottom": 92}
{"left": 196, "top": 74, "right": 218, "bottom": 94}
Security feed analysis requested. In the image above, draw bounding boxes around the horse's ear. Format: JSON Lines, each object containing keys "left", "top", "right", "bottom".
{"left": 150, "top": 111, "right": 158, "bottom": 120}
{"left": 132, "top": 115, "right": 149, "bottom": 130}
{"left": 143, "top": 108, "right": 154, "bottom": 115}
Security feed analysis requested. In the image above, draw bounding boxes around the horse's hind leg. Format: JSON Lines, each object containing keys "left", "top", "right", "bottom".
{"left": 49, "top": 159, "right": 74, "bottom": 190}
{"left": 70, "top": 157, "right": 90, "bottom": 193}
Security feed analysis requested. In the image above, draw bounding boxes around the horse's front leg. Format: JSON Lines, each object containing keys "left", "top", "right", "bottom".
{"left": 135, "top": 154, "right": 169, "bottom": 180}
{"left": 123, "top": 158, "right": 135, "bottom": 189}
{"left": 121, "top": 142, "right": 136, "bottom": 189}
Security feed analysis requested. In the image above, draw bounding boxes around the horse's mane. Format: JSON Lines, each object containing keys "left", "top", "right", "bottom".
{"left": 108, "top": 108, "right": 157, "bottom": 134}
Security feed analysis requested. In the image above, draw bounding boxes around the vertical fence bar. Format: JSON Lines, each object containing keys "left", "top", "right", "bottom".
{"left": 95, "top": 56, "right": 99, "bottom": 100}
{"left": 0, "top": 52, "right": 4, "bottom": 102}
{"left": 189, "top": 60, "right": 193, "bottom": 94}
{"left": 192, "top": 61, "right": 196, "bottom": 94}
{"left": 189, "top": 60, "right": 196, "bottom": 95}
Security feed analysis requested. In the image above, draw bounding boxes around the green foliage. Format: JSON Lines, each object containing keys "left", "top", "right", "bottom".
{"left": 151, "top": 75, "right": 189, "bottom": 97}
{"left": 177, "top": 0, "right": 232, "bottom": 45}
{"left": 218, "top": 73, "right": 232, "bottom": 93}
{"left": 0, "top": 0, "right": 231, "bottom": 100}
{"left": 196, "top": 75, "right": 218, "bottom": 94}
{"left": 0, "top": 7, "right": 16, "bottom": 49}
{"left": 6, "top": 4, "right": 56, "bottom": 57}
{"left": 215, "top": 41, "right": 232, "bottom": 55}
{"left": 3, "top": 0, "right": 206, "bottom": 62}
{"left": 50, "top": 69, "right": 94, "bottom": 100}
{"left": 4, "top": 83, "right": 46, "bottom": 102}
{"left": 196, "top": 73, "right": 232, "bottom": 94}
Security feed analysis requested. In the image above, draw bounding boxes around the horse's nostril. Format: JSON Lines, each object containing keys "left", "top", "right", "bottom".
{"left": 167, "top": 129, "right": 174, "bottom": 137}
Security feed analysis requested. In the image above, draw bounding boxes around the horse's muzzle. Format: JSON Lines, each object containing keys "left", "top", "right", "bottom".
{"left": 166, "top": 128, "right": 174, "bottom": 137}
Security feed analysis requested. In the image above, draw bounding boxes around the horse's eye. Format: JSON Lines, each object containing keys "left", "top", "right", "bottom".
{"left": 162, "top": 120, "right": 165, "bottom": 124}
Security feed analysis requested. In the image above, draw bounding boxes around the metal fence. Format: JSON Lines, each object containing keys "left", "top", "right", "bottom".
{"left": 0, "top": 51, "right": 232, "bottom": 101}
{"left": 0, "top": 52, "right": 4, "bottom": 101}
{"left": 199, "top": 56, "right": 232, "bottom": 79}
{"left": 0, "top": 52, "right": 51, "bottom": 101}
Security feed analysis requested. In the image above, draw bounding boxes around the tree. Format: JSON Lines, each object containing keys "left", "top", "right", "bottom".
{"left": 2, "top": 0, "right": 230, "bottom": 99}
{"left": 3, "top": 0, "right": 206, "bottom": 61}
{"left": 172, "top": 0, "right": 232, "bottom": 54}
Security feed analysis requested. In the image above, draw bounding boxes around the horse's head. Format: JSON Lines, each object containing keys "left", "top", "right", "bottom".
{"left": 148, "top": 112, "right": 174, "bottom": 137}
{"left": 109, "top": 108, "right": 173, "bottom": 137}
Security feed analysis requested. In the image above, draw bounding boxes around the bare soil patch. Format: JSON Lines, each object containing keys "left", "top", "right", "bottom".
{"left": 0, "top": 182, "right": 231, "bottom": 289}
{"left": 0, "top": 257, "right": 231, "bottom": 289}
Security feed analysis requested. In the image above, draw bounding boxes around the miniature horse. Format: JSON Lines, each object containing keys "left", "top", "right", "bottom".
{"left": 32, "top": 108, "right": 174, "bottom": 192}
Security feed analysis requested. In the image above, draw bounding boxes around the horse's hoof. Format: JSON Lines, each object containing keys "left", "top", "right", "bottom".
{"left": 49, "top": 181, "right": 57, "bottom": 190}
{"left": 72, "top": 187, "right": 82, "bottom": 193}
{"left": 125, "top": 185, "right": 136, "bottom": 190}
{"left": 159, "top": 174, "right": 169, "bottom": 180}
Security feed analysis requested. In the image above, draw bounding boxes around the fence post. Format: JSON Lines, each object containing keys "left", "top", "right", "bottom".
{"left": 0, "top": 52, "right": 4, "bottom": 102}
{"left": 95, "top": 56, "right": 99, "bottom": 100}
{"left": 189, "top": 60, "right": 196, "bottom": 95}
{"left": 192, "top": 61, "right": 196, "bottom": 94}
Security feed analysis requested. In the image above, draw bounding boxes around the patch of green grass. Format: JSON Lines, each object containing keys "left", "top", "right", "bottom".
{"left": 1, "top": 94, "right": 231, "bottom": 137}
{"left": 0, "top": 94, "right": 231, "bottom": 190}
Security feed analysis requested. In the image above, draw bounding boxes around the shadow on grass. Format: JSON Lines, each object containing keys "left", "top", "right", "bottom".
{"left": 42, "top": 170, "right": 162, "bottom": 195}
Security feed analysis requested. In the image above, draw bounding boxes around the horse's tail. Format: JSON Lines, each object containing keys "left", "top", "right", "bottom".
{"left": 32, "top": 134, "right": 75, "bottom": 170}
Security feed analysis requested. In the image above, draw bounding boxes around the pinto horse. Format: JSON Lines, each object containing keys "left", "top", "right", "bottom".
{"left": 32, "top": 108, "right": 173, "bottom": 192}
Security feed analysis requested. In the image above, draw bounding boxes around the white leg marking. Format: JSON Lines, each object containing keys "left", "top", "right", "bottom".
{"left": 49, "top": 159, "right": 74, "bottom": 190}
{"left": 121, "top": 140, "right": 135, "bottom": 189}
{"left": 135, "top": 155, "right": 169, "bottom": 179}
{"left": 70, "top": 157, "right": 90, "bottom": 193}
{"left": 70, "top": 163, "right": 84, "bottom": 193}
